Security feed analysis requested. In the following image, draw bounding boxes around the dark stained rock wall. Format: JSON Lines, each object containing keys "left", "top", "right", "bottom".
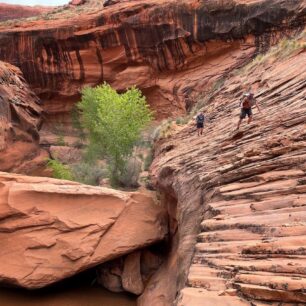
{"left": 0, "top": 0, "right": 305, "bottom": 120}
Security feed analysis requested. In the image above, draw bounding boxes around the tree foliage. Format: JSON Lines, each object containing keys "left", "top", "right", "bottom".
{"left": 77, "top": 83, "right": 153, "bottom": 185}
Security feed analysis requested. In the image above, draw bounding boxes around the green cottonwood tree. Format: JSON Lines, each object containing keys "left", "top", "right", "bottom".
{"left": 77, "top": 83, "right": 153, "bottom": 185}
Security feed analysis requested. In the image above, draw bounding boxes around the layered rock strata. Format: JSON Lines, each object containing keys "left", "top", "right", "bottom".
{"left": 0, "top": 61, "right": 45, "bottom": 174}
{"left": 0, "top": 0, "right": 305, "bottom": 121}
{"left": 147, "top": 38, "right": 306, "bottom": 305}
{"left": 0, "top": 3, "right": 52, "bottom": 22}
{"left": 0, "top": 172, "right": 168, "bottom": 289}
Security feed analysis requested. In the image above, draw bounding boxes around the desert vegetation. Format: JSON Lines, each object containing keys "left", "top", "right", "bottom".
{"left": 48, "top": 83, "right": 153, "bottom": 188}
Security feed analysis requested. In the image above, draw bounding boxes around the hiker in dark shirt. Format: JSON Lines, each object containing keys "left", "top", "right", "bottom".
{"left": 237, "top": 92, "right": 261, "bottom": 130}
{"left": 196, "top": 111, "right": 205, "bottom": 136}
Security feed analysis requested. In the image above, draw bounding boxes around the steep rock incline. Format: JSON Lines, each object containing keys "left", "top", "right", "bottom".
{"left": 0, "top": 172, "right": 168, "bottom": 289}
{"left": 0, "top": 3, "right": 52, "bottom": 22}
{"left": 0, "top": 61, "right": 46, "bottom": 175}
{"left": 0, "top": 0, "right": 305, "bottom": 122}
{"left": 148, "top": 42, "right": 306, "bottom": 305}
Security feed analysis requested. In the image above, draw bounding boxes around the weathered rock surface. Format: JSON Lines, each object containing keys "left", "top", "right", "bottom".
{"left": 97, "top": 248, "right": 163, "bottom": 295}
{"left": 69, "top": 0, "right": 86, "bottom": 6}
{"left": 49, "top": 145, "right": 82, "bottom": 164}
{"left": 0, "top": 0, "right": 305, "bottom": 122}
{"left": 0, "top": 3, "right": 52, "bottom": 22}
{"left": 0, "top": 172, "right": 168, "bottom": 289}
{"left": 145, "top": 36, "right": 306, "bottom": 305}
{"left": 0, "top": 61, "right": 46, "bottom": 174}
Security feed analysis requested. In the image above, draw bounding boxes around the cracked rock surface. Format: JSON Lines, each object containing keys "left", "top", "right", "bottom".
{"left": 0, "top": 172, "right": 168, "bottom": 289}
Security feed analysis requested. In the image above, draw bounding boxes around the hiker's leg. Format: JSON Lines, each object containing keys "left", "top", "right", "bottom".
{"left": 247, "top": 109, "right": 253, "bottom": 124}
{"left": 238, "top": 109, "right": 245, "bottom": 130}
{"left": 200, "top": 127, "right": 203, "bottom": 135}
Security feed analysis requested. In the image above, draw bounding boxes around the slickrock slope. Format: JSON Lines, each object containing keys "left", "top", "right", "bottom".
{"left": 0, "top": 61, "right": 46, "bottom": 174}
{"left": 0, "top": 3, "right": 52, "bottom": 22}
{"left": 147, "top": 40, "right": 306, "bottom": 305}
{"left": 0, "top": 172, "right": 167, "bottom": 289}
{"left": 0, "top": 0, "right": 305, "bottom": 122}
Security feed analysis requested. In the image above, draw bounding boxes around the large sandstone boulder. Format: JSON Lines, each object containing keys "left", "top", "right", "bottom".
{"left": 0, "top": 172, "right": 168, "bottom": 289}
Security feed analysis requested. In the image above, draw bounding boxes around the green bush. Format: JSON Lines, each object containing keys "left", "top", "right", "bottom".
{"left": 47, "top": 159, "right": 74, "bottom": 181}
{"left": 77, "top": 83, "right": 153, "bottom": 186}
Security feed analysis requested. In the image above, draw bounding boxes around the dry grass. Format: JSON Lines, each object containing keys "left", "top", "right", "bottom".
{"left": 239, "top": 31, "right": 306, "bottom": 76}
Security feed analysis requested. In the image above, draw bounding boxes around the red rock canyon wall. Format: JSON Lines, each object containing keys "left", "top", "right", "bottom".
{"left": 0, "top": 0, "right": 305, "bottom": 122}
{"left": 0, "top": 61, "right": 46, "bottom": 174}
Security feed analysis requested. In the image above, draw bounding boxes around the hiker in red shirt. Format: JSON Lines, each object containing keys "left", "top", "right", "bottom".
{"left": 237, "top": 92, "right": 261, "bottom": 130}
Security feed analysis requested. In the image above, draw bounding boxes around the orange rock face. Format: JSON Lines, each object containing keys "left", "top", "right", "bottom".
{"left": 69, "top": 0, "right": 86, "bottom": 6}
{"left": 0, "top": 172, "right": 168, "bottom": 289}
{"left": 0, "top": 3, "right": 52, "bottom": 22}
{"left": 0, "top": 0, "right": 305, "bottom": 121}
{"left": 0, "top": 61, "right": 46, "bottom": 174}
{"left": 147, "top": 38, "right": 306, "bottom": 305}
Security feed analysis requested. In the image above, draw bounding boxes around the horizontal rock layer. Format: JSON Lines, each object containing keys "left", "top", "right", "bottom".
{"left": 150, "top": 37, "right": 306, "bottom": 305}
{"left": 0, "top": 172, "right": 168, "bottom": 289}
{"left": 0, "top": 0, "right": 305, "bottom": 121}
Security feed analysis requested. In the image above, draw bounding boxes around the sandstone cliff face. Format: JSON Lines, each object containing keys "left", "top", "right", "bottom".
{"left": 0, "top": 172, "right": 168, "bottom": 289}
{"left": 147, "top": 37, "right": 306, "bottom": 305}
{"left": 0, "top": 3, "right": 52, "bottom": 22}
{"left": 0, "top": 61, "right": 47, "bottom": 174}
{"left": 0, "top": 0, "right": 305, "bottom": 122}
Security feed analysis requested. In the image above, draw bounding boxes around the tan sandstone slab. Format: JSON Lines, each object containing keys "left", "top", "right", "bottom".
{"left": 0, "top": 172, "right": 168, "bottom": 289}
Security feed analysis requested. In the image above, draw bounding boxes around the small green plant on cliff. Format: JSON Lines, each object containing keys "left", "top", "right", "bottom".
{"left": 56, "top": 134, "right": 66, "bottom": 146}
{"left": 77, "top": 83, "right": 153, "bottom": 186}
{"left": 47, "top": 159, "right": 74, "bottom": 181}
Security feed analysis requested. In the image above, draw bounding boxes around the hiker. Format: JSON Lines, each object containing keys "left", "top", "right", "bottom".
{"left": 196, "top": 111, "right": 205, "bottom": 136}
{"left": 237, "top": 91, "right": 261, "bottom": 130}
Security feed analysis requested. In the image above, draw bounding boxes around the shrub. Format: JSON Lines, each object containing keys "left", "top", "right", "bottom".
{"left": 154, "top": 119, "right": 175, "bottom": 140}
{"left": 144, "top": 149, "right": 154, "bottom": 171}
{"left": 71, "top": 162, "right": 107, "bottom": 186}
{"left": 77, "top": 83, "right": 153, "bottom": 186}
{"left": 176, "top": 117, "right": 188, "bottom": 125}
{"left": 47, "top": 159, "right": 74, "bottom": 181}
{"left": 118, "top": 156, "right": 142, "bottom": 188}
{"left": 56, "top": 134, "right": 66, "bottom": 146}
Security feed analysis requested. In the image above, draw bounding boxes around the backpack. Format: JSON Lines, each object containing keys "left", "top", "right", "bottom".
{"left": 197, "top": 114, "right": 205, "bottom": 123}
